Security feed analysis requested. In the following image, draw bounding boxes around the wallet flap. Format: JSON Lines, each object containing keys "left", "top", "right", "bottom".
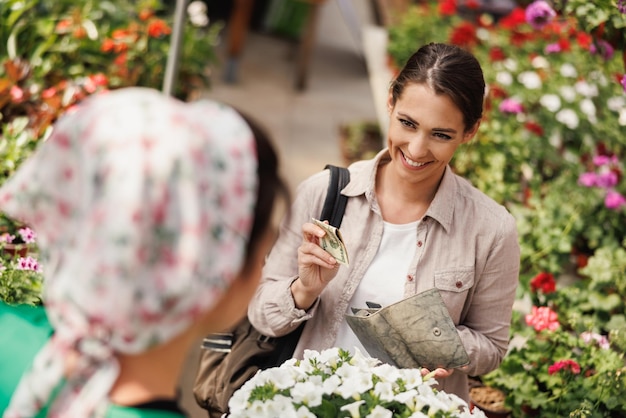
{"left": 345, "top": 288, "right": 469, "bottom": 370}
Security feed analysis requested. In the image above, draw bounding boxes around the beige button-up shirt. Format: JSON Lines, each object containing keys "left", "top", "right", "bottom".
{"left": 248, "top": 149, "right": 520, "bottom": 401}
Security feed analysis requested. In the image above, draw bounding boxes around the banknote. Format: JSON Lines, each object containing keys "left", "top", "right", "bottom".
{"left": 312, "top": 218, "right": 349, "bottom": 266}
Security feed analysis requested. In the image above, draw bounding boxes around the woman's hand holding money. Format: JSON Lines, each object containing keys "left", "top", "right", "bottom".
{"left": 291, "top": 220, "right": 340, "bottom": 310}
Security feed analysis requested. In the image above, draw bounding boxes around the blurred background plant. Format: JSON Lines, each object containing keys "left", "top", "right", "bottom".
{"left": 387, "top": 0, "right": 626, "bottom": 415}
{"left": 1, "top": 0, "right": 223, "bottom": 304}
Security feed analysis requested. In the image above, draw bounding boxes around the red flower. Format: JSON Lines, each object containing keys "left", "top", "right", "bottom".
{"left": 499, "top": 8, "right": 527, "bottom": 29}
{"left": 439, "top": 0, "right": 457, "bottom": 16}
{"left": 524, "top": 121, "right": 544, "bottom": 136}
{"left": 450, "top": 22, "right": 478, "bottom": 47}
{"left": 465, "top": 0, "right": 479, "bottom": 9}
{"left": 55, "top": 19, "right": 72, "bottom": 33}
{"left": 576, "top": 32, "right": 592, "bottom": 49}
{"left": 147, "top": 19, "right": 171, "bottom": 38}
{"left": 530, "top": 272, "right": 556, "bottom": 294}
{"left": 548, "top": 359, "right": 581, "bottom": 375}
{"left": 489, "top": 47, "right": 506, "bottom": 62}
{"left": 101, "top": 38, "right": 115, "bottom": 53}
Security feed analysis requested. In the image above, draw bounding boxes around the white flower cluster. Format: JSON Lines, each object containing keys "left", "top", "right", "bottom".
{"left": 227, "top": 347, "right": 486, "bottom": 418}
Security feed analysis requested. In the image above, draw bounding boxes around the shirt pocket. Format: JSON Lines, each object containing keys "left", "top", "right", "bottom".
{"left": 434, "top": 267, "right": 475, "bottom": 293}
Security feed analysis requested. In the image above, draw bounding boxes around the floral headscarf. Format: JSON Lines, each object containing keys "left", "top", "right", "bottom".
{"left": 0, "top": 88, "right": 258, "bottom": 417}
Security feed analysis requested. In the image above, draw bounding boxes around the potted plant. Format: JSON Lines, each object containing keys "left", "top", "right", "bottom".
{"left": 228, "top": 347, "right": 489, "bottom": 417}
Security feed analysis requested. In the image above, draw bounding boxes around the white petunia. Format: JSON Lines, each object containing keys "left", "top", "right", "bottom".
{"left": 580, "top": 98, "right": 597, "bottom": 123}
{"left": 366, "top": 405, "right": 393, "bottom": 418}
{"left": 400, "top": 368, "right": 426, "bottom": 389}
{"left": 495, "top": 71, "right": 513, "bottom": 86}
{"left": 373, "top": 381, "right": 395, "bottom": 402}
{"left": 607, "top": 96, "right": 626, "bottom": 112}
{"left": 531, "top": 55, "right": 549, "bottom": 69}
{"left": 503, "top": 58, "right": 518, "bottom": 72}
{"left": 517, "top": 71, "right": 542, "bottom": 89}
{"left": 619, "top": 108, "right": 626, "bottom": 126}
{"left": 290, "top": 381, "right": 324, "bottom": 407}
{"left": 559, "top": 86, "right": 576, "bottom": 103}
{"left": 539, "top": 94, "right": 561, "bottom": 112}
{"left": 340, "top": 400, "right": 365, "bottom": 418}
{"left": 187, "top": 1, "right": 209, "bottom": 27}
{"left": 560, "top": 63, "right": 577, "bottom": 78}
{"left": 574, "top": 80, "right": 598, "bottom": 97}
{"left": 555, "top": 108, "right": 580, "bottom": 129}
{"left": 372, "top": 363, "right": 402, "bottom": 383}
{"left": 295, "top": 406, "right": 316, "bottom": 418}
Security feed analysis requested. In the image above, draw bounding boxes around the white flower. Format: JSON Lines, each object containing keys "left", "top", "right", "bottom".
{"left": 495, "top": 71, "right": 513, "bottom": 86}
{"left": 227, "top": 348, "right": 485, "bottom": 417}
{"left": 559, "top": 63, "right": 578, "bottom": 78}
{"left": 574, "top": 80, "right": 598, "bottom": 97}
{"left": 503, "top": 58, "right": 518, "bottom": 72}
{"left": 531, "top": 56, "right": 549, "bottom": 69}
{"left": 607, "top": 96, "right": 626, "bottom": 112}
{"left": 341, "top": 400, "right": 365, "bottom": 417}
{"left": 580, "top": 98, "right": 597, "bottom": 123}
{"left": 367, "top": 405, "right": 393, "bottom": 418}
{"left": 555, "top": 108, "right": 580, "bottom": 129}
{"left": 517, "top": 71, "right": 542, "bottom": 89}
{"left": 559, "top": 86, "right": 576, "bottom": 103}
{"left": 291, "top": 381, "right": 324, "bottom": 407}
{"left": 619, "top": 109, "right": 626, "bottom": 126}
{"left": 539, "top": 94, "right": 561, "bottom": 112}
{"left": 187, "top": 1, "right": 209, "bottom": 27}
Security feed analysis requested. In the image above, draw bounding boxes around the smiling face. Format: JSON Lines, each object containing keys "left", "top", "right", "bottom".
{"left": 386, "top": 83, "right": 479, "bottom": 189}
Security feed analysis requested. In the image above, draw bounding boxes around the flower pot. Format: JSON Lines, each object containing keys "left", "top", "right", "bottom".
{"left": 2, "top": 243, "right": 29, "bottom": 258}
{"left": 469, "top": 385, "right": 511, "bottom": 418}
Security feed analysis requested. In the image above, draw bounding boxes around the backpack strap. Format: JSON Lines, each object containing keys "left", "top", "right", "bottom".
{"left": 320, "top": 164, "right": 350, "bottom": 228}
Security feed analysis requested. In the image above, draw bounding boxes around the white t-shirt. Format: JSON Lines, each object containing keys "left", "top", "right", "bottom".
{"left": 334, "top": 219, "right": 419, "bottom": 355}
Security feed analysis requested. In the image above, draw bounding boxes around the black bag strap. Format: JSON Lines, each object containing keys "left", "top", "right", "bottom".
{"left": 320, "top": 164, "right": 350, "bottom": 228}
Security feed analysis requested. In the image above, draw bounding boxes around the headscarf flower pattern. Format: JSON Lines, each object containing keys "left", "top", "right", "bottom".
{"left": 0, "top": 88, "right": 258, "bottom": 417}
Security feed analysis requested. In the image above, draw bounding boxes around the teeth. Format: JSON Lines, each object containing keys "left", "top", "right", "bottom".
{"left": 404, "top": 154, "right": 428, "bottom": 167}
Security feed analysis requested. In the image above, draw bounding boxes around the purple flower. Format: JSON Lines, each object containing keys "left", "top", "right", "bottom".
{"left": 605, "top": 190, "right": 626, "bottom": 210}
{"left": 590, "top": 40, "right": 615, "bottom": 61}
{"left": 544, "top": 43, "right": 561, "bottom": 54}
{"left": 18, "top": 227, "right": 37, "bottom": 244}
{"left": 525, "top": 1, "right": 556, "bottom": 30}
{"left": 499, "top": 98, "right": 524, "bottom": 114}
{"left": 622, "top": 75, "right": 626, "bottom": 93}
{"left": 618, "top": 0, "right": 626, "bottom": 14}
{"left": 596, "top": 171, "right": 619, "bottom": 188}
{"left": 578, "top": 172, "right": 597, "bottom": 187}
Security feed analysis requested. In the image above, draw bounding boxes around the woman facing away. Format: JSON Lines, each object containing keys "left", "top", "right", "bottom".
{"left": 248, "top": 42, "right": 521, "bottom": 403}
{"left": 0, "top": 87, "right": 288, "bottom": 418}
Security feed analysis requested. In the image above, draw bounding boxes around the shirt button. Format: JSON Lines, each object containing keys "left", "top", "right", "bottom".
{"left": 407, "top": 274, "right": 414, "bottom": 282}
{"left": 456, "top": 281, "right": 463, "bottom": 288}
{"left": 417, "top": 241, "right": 423, "bottom": 247}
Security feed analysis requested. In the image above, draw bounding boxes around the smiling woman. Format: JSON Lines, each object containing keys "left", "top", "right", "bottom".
{"left": 247, "top": 42, "right": 521, "bottom": 409}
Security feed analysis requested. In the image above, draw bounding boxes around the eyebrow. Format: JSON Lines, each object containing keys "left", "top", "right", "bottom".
{"left": 397, "top": 112, "right": 459, "bottom": 134}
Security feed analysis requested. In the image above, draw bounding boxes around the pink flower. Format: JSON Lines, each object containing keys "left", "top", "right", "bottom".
{"left": 0, "top": 233, "right": 15, "bottom": 244}
{"left": 578, "top": 172, "right": 597, "bottom": 187}
{"left": 593, "top": 155, "right": 617, "bottom": 167}
{"left": 621, "top": 75, "right": 626, "bottom": 93}
{"left": 10, "top": 85, "right": 24, "bottom": 103}
{"left": 525, "top": 306, "right": 560, "bottom": 331}
{"left": 580, "top": 331, "right": 610, "bottom": 350}
{"left": 499, "top": 98, "right": 524, "bottom": 114}
{"left": 525, "top": 1, "right": 556, "bottom": 30}
{"left": 544, "top": 43, "right": 561, "bottom": 54}
{"left": 15, "top": 256, "right": 42, "bottom": 272}
{"left": 595, "top": 171, "right": 618, "bottom": 188}
{"left": 18, "top": 227, "right": 37, "bottom": 244}
{"left": 548, "top": 359, "right": 581, "bottom": 375}
{"left": 605, "top": 190, "right": 626, "bottom": 210}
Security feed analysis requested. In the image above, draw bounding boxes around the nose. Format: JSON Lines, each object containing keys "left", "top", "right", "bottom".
{"left": 407, "top": 131, "right": 428, "bottom": 158}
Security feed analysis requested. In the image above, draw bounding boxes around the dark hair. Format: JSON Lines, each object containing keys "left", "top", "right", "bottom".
{"left": 237, "top": 111, "right": 290, "bottom": 270}
{"left": 389, "top": 43, "right": 485, "bottom": 132}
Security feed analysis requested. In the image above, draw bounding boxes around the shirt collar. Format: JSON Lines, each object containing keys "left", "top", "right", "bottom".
{"left": 342, "top": 149, "right": 457, "bottom": 232}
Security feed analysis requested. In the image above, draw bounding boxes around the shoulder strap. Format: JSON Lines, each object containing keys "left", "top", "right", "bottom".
{"left": 320, "top": 164, "right": 350, "bottom": 228}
